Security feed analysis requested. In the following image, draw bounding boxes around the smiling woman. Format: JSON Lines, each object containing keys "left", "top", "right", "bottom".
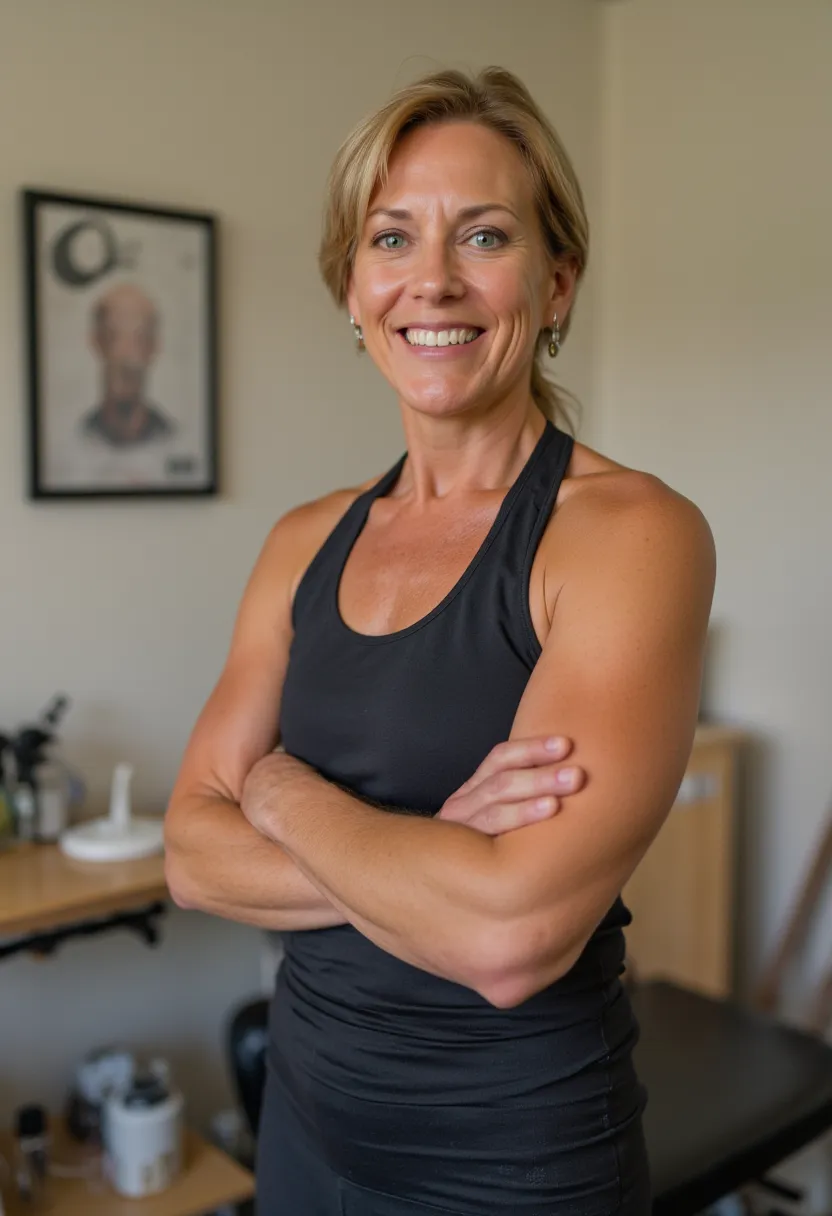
{"left": 346, "top": 124, "right": 575, "bottom": 424}
{"left": 165, "top": 66, "right": 715, "bottom": 1215}
{"left": 321, "top": 73, "right": 587, "bottom": 431}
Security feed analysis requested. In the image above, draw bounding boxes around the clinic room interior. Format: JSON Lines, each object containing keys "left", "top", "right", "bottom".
{"left": 0, "top": 2, "right": 830, "bottom": 1214}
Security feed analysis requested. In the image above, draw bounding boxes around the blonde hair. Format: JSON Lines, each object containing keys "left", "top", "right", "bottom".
{"left": 318, "top": 66, "right": 588, "bottom": 431}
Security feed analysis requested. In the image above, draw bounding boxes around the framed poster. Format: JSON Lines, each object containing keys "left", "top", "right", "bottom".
{"left": 23, "top": 189, "right": 218, "bottom": 499}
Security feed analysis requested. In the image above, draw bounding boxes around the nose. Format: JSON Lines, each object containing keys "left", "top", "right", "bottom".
{"left": 112, "top": 334, "right": 147, "bottom": 365}
{"left": 411, "top": 237, "right": 464, "bottom": 303}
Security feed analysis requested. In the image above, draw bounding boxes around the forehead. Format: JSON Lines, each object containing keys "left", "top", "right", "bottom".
{"left": 370, "top": 120, "right": 534, "bottom": 215}
{"left": 100, "top": 291, "right": 154, "bottom": 327}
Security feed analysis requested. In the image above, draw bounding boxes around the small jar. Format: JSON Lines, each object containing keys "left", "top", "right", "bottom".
{"left": 103, "top": 1069, "right": 184, "bottom": 1197}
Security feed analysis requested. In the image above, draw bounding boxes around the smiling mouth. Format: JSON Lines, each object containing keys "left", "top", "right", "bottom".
{"left": 398, "top": 327, "right": 485, "bottom": 348}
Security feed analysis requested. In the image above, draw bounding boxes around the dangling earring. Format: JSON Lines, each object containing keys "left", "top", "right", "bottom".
{"left": 548, "top": 313, "right": 561, "bottom": 358}
{"left": 350, "top": 314, "right": 365, "bottom": 353}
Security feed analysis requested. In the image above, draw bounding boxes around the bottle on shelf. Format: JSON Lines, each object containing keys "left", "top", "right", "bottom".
{"left": 0, "top": 733, "right": 17, "bottom": 845}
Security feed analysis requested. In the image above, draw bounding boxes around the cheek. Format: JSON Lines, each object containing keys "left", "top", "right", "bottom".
{"left": 356, "top": 264, "right": 402, "bottom": 314}
{"left": 469, "top": 263, "right": 540, "bottom": 320}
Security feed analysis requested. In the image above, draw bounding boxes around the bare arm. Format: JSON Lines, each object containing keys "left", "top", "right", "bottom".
{"left": 164, "top": 792, "right": 345, "bottom": 930}
{"left": 242, "top": 476, "right": 716, "bottom": 1002}
{"left": 163, "top": 491, "right": 580, "bottom": 931}
{"left": 243, "top": 756, "right": 502, "bottom": 977}
{"left": 164, "top": 499, "right": 354, "bottom": 931}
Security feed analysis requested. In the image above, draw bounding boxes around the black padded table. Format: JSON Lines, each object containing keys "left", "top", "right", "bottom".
{"left": 230, "top": 981, "right": 832, "bottom": 1215}
{"left": 632, "top": 981, "right": 832, "bottom": 1215}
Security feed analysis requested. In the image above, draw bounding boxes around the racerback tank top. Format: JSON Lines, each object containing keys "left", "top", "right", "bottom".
{"left": 271, "top": 419, "right": 640, "bottom": 1164}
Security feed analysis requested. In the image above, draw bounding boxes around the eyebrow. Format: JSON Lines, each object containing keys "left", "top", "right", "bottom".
{"left": 366, "top": 203, "right": 520, "bottom": 223}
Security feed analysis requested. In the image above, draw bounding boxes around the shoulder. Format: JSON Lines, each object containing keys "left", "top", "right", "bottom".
{"left": 256, "top": 470, "right": 388, "bottom": 604}
{"left": 545, "top": 440, "right": 716, "bottom": 609}
{"left": 146, "top": 403, "right": 176, "bottom": 437}
{"left": 79, "top": 405, "right": 105, "bottom": 439}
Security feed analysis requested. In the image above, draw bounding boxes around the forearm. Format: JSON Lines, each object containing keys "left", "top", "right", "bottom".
{"left": 260, "top": 766, "right": 504, "bottom": 990}
{"left": 163, "top": 792, "right": 347, "bottom": 930}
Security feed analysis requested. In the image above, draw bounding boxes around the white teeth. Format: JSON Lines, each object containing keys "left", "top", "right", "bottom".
{"left": 404, "top": 328, "right": 481, "bottom": 347}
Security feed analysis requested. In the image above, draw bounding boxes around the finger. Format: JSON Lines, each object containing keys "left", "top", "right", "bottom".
{"left": 468, "top": 794, "right": 562, "bottom": 837}
{"left": 454, "top": 736, "right": 574, "bottom": 798}
{"left": 466, "top": 761, "right": 582, "bottom": 812}
{"left": 442, "top": 761, "right": 584, "bottom": 822}
{"left": 558, "top": 765, "right": 587, "bottom": 797}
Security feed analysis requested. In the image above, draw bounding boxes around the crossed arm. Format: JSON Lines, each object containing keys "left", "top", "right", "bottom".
{"left": 239, "top": 480, "right": 715, "bottom": 1008}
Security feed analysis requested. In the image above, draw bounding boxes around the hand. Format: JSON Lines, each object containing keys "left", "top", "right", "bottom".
{"left": 241, "top": 749, "right": 309, "bottom": 840}
{"left": 437, "top": 736, "right": 585, "bottom": 836}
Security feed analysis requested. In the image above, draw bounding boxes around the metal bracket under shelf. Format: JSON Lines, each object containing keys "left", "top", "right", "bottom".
{"left": 0, "top": 899, "right": 168, "bottom": 963}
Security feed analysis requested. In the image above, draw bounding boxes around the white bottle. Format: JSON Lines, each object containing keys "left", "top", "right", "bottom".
{"left": 13, "top": 784, "right": 37, "bottom": 842}
{"left": 35, "top": 759, "right": 70, "bottom": 842}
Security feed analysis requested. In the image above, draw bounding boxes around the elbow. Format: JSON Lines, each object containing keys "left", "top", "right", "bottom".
{"left": 464, "top": 918, "right": 537, "bottom": 1009}
{"left": 477, "top": 957, "right": 574, "bottom": 1010}
{"left": 163, "top": 809, "right": 198, "bottom": 911}
{"left": 470, "top": 918, "right": 582, "bottom": 1010}
{"left": 163, "top": 850, "right": 197, "bottom": 911}
{"left": 478, "top": 977, "right": 532, "bottom": 1011}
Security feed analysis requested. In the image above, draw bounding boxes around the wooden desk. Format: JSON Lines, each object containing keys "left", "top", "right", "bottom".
{"left": 0, "top": 1122, "right": 254, "bottom": 1216}
{"left": 623, "top": 724, "right": 745, "bottom": 999}
{"left": 0, "top": 842, "right": 168, "bottom": 938}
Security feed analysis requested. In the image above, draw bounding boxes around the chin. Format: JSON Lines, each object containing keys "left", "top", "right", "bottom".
{"left": 394, "top": 376, "right": 484, "bottom": 418}
{"left": 400, "top": 393, "right": 481, "bottom": 420}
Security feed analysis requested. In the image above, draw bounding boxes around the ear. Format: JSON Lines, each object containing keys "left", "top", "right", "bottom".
{"left": 543, "top": 256, "right": 579, "bottom": 329}
{"left": 346, "top": 274, "right": 359, "bottom": 327}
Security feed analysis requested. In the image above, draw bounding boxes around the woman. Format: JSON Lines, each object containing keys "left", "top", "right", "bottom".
{"left": 165, "top": 67, "right": 715, "bottom": 1215}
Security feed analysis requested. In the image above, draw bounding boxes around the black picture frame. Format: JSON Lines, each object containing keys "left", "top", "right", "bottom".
{"left": 23, "top": 188, "right": 219, "bottom": 500}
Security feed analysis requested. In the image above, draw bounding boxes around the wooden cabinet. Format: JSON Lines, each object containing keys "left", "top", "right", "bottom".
{"left": 623, "top": 725, "right": 743, "bottom": 999}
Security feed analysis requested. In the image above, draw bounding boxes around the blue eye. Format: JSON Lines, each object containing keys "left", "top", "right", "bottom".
{"left": 469, "top": 229, "right": 505, "bottom": 249}
{"left": 372, "top": 232, "right": 407, "bottom": 250}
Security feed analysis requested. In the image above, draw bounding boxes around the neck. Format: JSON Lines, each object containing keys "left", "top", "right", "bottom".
{"left": 393, "top": 394, "right": 546, "bottom": 504}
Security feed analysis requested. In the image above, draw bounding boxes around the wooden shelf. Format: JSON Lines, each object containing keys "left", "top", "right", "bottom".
{"left": 0, "top": 1122, "right": 254, "bottom": 1215}
{"left": 624, "top": 725, "right": 745, "bottom": 998}
{"left": 0, "top": 841, "right": 168, "bottom": 938}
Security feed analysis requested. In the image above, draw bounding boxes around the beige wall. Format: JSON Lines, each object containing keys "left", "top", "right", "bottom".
{"left": 0, "top": 0, "right": 602, "bottom": 1129}
{"left": 599, "top": 0, "right": 832, "bottom": 996}
{"left": 599, "top": 7, "right": 832, "bottom": 1195}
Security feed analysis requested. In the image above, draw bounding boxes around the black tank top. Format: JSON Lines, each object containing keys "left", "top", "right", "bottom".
{"left": 272, "top": 419, "right": 637, "bottom": 1127}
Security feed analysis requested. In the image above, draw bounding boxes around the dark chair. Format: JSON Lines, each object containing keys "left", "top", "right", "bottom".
{"left": 228, "top": 981, "right": 832, "bottom": 1213}
{"left": 228, "top": 997, "right": 270, "bottom": 1141}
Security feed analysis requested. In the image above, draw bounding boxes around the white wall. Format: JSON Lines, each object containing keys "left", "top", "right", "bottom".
{"left": 599, "top": 0, "right": 832, "bottom": 995}
{"left": 599, "top": 0, "right": 832, "bottom": 1198}
{"left": 0, "top": 0, "right": 602, "bottom": 1130}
